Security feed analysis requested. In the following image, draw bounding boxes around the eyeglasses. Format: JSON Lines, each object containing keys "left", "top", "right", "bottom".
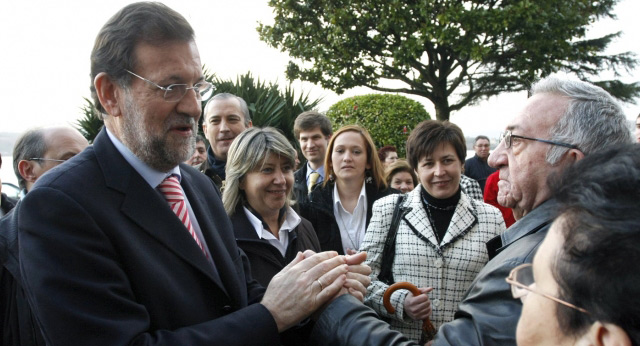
{"left": 125, "top": 70, "right": 215, "bottom": 103}
{"left": 500, "top": 130, "right": 580, "bottom": 150}
{"left": 506, "top": 263, "right": 589, "bottom": 314}
{"left": 28, "top": 158, "right": 67, "bottom": 164}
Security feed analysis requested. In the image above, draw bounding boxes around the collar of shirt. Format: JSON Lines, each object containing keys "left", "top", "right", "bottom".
{"left": 333, "top": 181, "right": 367, "bottom": 213}
{"left": 106, "top": 128, "right": 181, "bottom": 188}
{"left": 243, "top": 206, "right": 301, "bottom": 240}
{"left": 305, "top": 163, "right": 325, "bottom": 182}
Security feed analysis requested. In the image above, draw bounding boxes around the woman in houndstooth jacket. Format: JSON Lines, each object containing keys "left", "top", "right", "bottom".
{"left": 360, "top": 120, "right": 505, "bottom": 342}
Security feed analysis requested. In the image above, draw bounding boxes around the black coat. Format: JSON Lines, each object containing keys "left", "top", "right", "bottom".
{"left": 299, "top": 180, "right": 396, "bottom": 255}
{"left": 293, "top": 165, "right": 309, "bottom": 206}
{"left": 230, "top": 204, "right": 321, "bottom": 287}
{"left": 18, "top": 129, "right": 279, "bottom": 346}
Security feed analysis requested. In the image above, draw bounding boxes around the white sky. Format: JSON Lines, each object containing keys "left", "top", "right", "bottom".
{"left": 0, "top": 0, "right": 638, "bottom": 139}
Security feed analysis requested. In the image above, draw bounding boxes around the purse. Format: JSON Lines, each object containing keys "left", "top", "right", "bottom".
{"left": 378, "top": 194, "right": 411, "bottom": 285}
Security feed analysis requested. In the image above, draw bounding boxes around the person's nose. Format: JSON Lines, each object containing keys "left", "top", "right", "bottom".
{"left": 488, "top": 141, "right": 507, "bottom": 169}
{"left": 434, "top": 162, "right": 445, "bottom": 176}
{"left": 219, "top": 118, "right": 231, "bottom": 133}
{"left": 176, "top": 88, "right": 202, "bottom": 121}
{"left": 273, "top": 169, "right": 285, "bottom": 184}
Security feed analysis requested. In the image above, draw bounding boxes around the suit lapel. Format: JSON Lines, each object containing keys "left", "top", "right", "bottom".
{"left": 404, "top": 187, "right": 440, "bottom": 246}
{"left": 440, "top": 192, "right": 478, "bottom": 245}
{"left": 93, "top": 129, "right": 226, "bottom": 293}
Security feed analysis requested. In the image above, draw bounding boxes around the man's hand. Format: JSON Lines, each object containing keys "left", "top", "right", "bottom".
{"left": 261, "top": 251, "right": 348, "bottom": 332}
{"left": 403, "top": 287, "right": 433, "bottom": 321}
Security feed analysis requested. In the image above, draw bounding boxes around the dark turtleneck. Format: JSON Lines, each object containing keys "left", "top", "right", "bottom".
{"left": 421, "top": 186, "right": 461, "bottom": 244}
{"left": 206, "top": 146, "right": 226, "bottom": 180}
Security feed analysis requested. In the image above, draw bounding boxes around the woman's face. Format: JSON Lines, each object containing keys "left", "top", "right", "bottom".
{"left": 331, "top": 131, "right": 370, "bottom": 183}
{"left": 516, "top": 217, "right": 576, "bottom": 346}
{"left": 241, "top": 153, "right": 294, "bottom": 218}
{"left": 383, "top": 151, "right": 398, "bottom": 167}
{"left": 415, "top": 142, "right": 462, "bottom": 199}
{"left": 390, "top": 171, "right": 414, "bottom": 193}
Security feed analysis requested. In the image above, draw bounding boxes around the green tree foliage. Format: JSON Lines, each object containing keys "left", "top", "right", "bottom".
{"left": 205, "top": 69, "right": 322, "bottom": 152}
{"left": 258, "top": 0, "right": 639, "bottom": 121}
{"left": 75, "top": 97, "right": 103, "bottom": 144}
{"left": 327, "top": 94, "right": 429, "bottom": 157}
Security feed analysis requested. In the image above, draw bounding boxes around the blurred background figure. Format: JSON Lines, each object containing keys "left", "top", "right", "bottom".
{"left": 185, "top": 135, "right": 207, "bottom": 167}
{"left": 201, "top": 93, "right": 252, "bottom": 190}
{"left": 512, "top": 144, "right": 640, "bottom": 346}
{"left": 0, "top": 156, "right": 17, "bottom": 216}
{"left": 293, "top": 111, "right": 332, "bottom": 205}
{"left": 361, "top": 120, "right": 505, "bottom": 342}
{"left": 2, "top": 126, "right": 88, "bottom": 346}
{"left": 300, "top": 125, "right": 395, "bottom": 255}
{"left": 378, "top": 145, "right": 398, "bottom": 169}
{"left": 464, "top": 135, "right": 496, "bottom": 192}
{"left": 222, "top": 127, "right": 320, "bottom": 287}
{"left": 385, "top": 159, "right": 417, "bottom": 194}
{"left": 483, "top": 171, "right": 516, "bottom": 227}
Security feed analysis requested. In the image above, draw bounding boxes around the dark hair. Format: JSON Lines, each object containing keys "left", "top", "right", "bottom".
{"left": 293, "top": 111, "right": 332, "bottom": 139}
{"left": 323, "top": 125, "right": 387, "bottom": 190}
{"left": 405, "top": 120, "right": 466, "bottom": 170}
{"left": 195, "top": 134, "right": 206, "bottom": 144}
{"left": 384, "top": 159, "right": 417, "bottom": 186}
{"left": 13, "top": 129, "right": 47, "bottom": 190}
{"left": 474, "top": 135, "right": 490, "bottom": 145}
{"left": 549, "top": 143, "right": 640, "bottom": 343}
{"left": 377, "top": 145, "right": 397, "bottom": 162}
{"left": 90, "top": 2, "right": 195, "bottom": 115}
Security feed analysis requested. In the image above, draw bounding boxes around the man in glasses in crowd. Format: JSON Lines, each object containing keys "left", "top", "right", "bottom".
{"left": 16, "top": 3, "right": 369, "bottom": 346}
{"left": 433, "top": 75, "right": 632, "bottom": 345}
{"left": 12, "top": 127, "right": 89, "bottom": 196}
{"left": 2, "top": 126, "right": 88, "bottom": 345}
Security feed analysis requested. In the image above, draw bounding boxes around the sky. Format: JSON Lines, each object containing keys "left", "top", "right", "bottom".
{"left": 0, "top": 0, "right": 638, "bottom": 140}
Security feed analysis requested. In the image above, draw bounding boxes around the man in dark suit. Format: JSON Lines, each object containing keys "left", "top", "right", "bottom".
{"left": 18, "top": 3, "right": 368, "bottom": 345}
{"left": 292, "top": 111, "right": 332, "bottom": 205}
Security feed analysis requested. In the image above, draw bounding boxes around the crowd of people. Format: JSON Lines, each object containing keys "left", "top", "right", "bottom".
{"left": 1, "top": 2, "right": 639, "bottom": 346}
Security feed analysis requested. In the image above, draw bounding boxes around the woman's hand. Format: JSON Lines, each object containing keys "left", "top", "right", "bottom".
{"left": 403, "top": 287, "right": 434, "bottom": 321}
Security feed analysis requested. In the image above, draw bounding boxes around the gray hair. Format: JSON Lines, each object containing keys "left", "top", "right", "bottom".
{"left": 222, "top": 127, "right": 296, "bottom": 215}
{"left": 531, "top": 75, "right": 632, "bottom": 164}
{"left": 13, "top": 129, "right": 47, "bottom": 190}
{"left": 204, "top": 93, "right": 251, "bottom": 126}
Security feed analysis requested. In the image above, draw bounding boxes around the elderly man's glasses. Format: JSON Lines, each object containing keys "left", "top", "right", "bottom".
{"left": 125, "top": 70, "right": 215, "bottom": 103}
{"left": 500, "top": 131, "right": 580, "bottom": 150}
{"left": 506, "top": 263, "right": 589, "bottom": 314}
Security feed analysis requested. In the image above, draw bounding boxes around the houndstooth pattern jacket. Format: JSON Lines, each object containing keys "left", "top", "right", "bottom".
{"left": 361, "top": 185, "right": 505, "bottom": 342}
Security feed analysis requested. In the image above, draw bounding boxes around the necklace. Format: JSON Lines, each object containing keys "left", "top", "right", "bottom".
{"left": 345, "top": 228, "right": 361, "bottom": 251}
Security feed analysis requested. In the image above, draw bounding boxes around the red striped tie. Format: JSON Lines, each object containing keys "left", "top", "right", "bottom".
{"left": 158, "top": 175, "right": 207, "bottom": 256}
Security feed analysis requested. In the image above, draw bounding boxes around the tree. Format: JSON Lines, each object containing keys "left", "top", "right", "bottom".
{"left": 75, "top": 97, "right": 103, "bottom": 143}
{"left": 258, "top": 0, "right": 639, "bottom": 121}
{"left": 327, "top": 94, "right": 429, "bottom": 157}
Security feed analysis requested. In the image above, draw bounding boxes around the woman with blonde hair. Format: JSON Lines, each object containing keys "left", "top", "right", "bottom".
{"left": 300, "top": 125, "right": 396, "bottom": 255}
{"left": 223, "top": 127, "right": 320, "bottom": 286}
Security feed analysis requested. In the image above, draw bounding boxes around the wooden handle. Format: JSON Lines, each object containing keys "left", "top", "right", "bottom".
{"left": 382, "top": 281, "right": 437, "bottom": 342}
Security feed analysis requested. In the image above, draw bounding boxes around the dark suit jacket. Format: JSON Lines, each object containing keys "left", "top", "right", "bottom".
{"left": 293, "top": 165, "right": 309, "bottom": 206}
{"left": 18, "top": 129, "right": 280, "bottom": 346}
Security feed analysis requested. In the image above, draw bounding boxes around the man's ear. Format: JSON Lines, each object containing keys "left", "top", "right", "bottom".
{"left": 18, "top": 160, "right": 37, "bottom": 184}
{"left": 248, "top": 120, "right": 253, "bottom": 128}
{"left": 579, "top": 321, "right": 632, "bottom": 346}
{"left": 94, "top": 72, "right": 123, "bottom": 117}
{"left": 566, "top": 148, "right": 585, "bottom": 164}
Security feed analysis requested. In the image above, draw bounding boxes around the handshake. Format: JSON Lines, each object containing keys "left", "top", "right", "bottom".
{"left": 261, "top": 250, "right": 371, "bottom": 332}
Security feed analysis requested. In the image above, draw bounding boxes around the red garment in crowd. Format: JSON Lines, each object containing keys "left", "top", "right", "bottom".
{"left": 483, "top": 171, "right": 516, "bottom": 228}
